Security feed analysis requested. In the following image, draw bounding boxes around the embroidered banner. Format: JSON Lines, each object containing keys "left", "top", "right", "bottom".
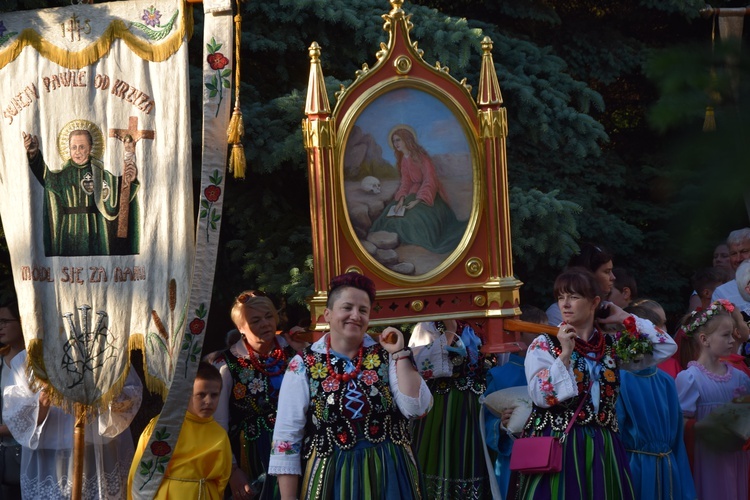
{"left": 0, "top": 0, "right": 194, "bottom": 408}
{"left": 130, "top": 2, "right": 233, "bottom": 496}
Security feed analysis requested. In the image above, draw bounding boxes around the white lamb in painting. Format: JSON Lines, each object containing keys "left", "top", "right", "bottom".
{"left": 360, "top": 176, "right": 381, "bottom": 194}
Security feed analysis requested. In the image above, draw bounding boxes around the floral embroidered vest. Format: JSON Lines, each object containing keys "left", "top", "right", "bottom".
{"left": 427, "top": 348, "right": 491, "bottom": 396}
{"left": 524, "top": 332, "right": 620, "bottom": 434}
{"left": 223, "top": 345, "right": 297, "bottom": 442}
{"left": 300, "top": 344, "right": 411, "bottom": 459}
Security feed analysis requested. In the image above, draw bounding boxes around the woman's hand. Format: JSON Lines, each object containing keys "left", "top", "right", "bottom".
{"left": 595, "top": 301, "right": 630, "bottom": 325}
{"left": 229, "top": 467, "right": 253, "bottom": 499}
{"left": 379, "top": 327, "right": 404, "bottom": 353}
{"left": 442, "top": 319, "right": 458, "bottom": 345}
{"left": 395, "top": 197, "right": 405, "bottom": 212}
{"left": 557, "top": 324, "right": 576, "bottom": 367}
{"left": 500, "top": 407, "right": 515, "bottom": 429}
{"left": 405, "top": 199, "right": 421, "bottom": 210}
{"left": 282, "top": 326, "right": 309, "bottom": 352}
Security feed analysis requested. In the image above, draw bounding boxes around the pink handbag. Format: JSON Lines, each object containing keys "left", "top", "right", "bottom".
{"left": 509, "top": 385, "right": 591, "bottom": 474}
{"left": 509, "top": 435, "right": 562, "bottom": 473}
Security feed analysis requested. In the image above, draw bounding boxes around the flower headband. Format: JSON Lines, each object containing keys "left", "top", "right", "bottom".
{"left": 683, "top": 299, "right": 734, "bottom": 337}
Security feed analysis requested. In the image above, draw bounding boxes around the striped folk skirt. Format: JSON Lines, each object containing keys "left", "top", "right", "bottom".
{"left": 516, "top": 424, "right": 635, "bottom": 499}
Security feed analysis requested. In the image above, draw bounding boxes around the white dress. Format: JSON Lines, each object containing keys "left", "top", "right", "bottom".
{"left": 2, "top": 350, "right": 142, "bottom": 500}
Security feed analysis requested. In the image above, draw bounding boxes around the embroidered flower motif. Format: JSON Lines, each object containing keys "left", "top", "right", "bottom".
{"left": 189, "top": 318, "right": 205, "bottom": 334}
{"left": 363, "top": 353, "right": 381, "bottom": 369}
{"left": 544, "top": 395, "right": 558, "bottom": 406}
{"left": 540, "top": 380, "right": 554, "bottom": 393}
{"left": 604, "top": 355, "right": 616, "bottom": 369}
{"left": 207, "top": 52, "right": 229, "bottom": 71}
{"left": 204, "top": 185, "right": 221, "bottom": 203}
{"left": 150, "top": 440, "right": 171, "bottom": 457}
{"left": 360, "top": 370, "right": 379, "bottom": 386}
{"left": 603, "top": 369, "right": 616, "bottom": 382}
{"left": 604, "top": 384, "right": 615, "bottom": 397}
{"left": 232, "top": 382, "right": 246, "bottom": 399}
{"left": 574, "top": 369, "right": 584, "bottom": 382}
{"left": 238, "top": 367, "right": 253, "bottom": 384}
{"left": 272, "top": 440, "right": 298, "bottom": 455}
{"left": 309, "top": 362, "right": 327, "bottom": 379}
{"left": 288, "top": 358, "right": 302, "bottom": 373}
{"left": 248, "top": 378, "right": 264, "bottom": 394}
{"left": 322, "top": 376, "right": 340, "bottom": 392}
{"left": 141, "top": 6, "right": 162, "bottom": 27}
{"left": 422, "top": 369, "right": 434, "bottom": 379}
{"left": 310, "top": 379, "right": 320, "bottom": 397}
{"left": 529, "top": 338, "right": 550, "bottom": 352}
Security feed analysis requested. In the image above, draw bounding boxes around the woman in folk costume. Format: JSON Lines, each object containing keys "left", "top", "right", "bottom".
{"left": 517, "top": 268, "right": 676, "bottom": 499}
{"left": 408, "top": 319, "right": 495, "bottom": 499}
{"left": 268, "top": 272, "right": 432, "bottom": 499}
{"left": 213, "top": 291, "right": 306, "bottom": 500}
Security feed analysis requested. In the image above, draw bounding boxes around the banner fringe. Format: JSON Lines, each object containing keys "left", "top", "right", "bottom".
{"left": 129, "top": 334, "right": 169, "bottom": 399}
{"left": 0, "top": 5, "right": 194, "bottom": 71}
{"left": 25, "top": 338, "right": 134, "bottom": 415}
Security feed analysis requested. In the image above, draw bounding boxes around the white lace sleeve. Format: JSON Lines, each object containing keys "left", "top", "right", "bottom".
{"left": 97, "top": 367, "right": 142, "bottom": 438}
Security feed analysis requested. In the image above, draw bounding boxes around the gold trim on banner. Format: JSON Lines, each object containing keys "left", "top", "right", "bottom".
{"left": 0, "top": 5, "right": 193, "bottom": 71}
{"left": 26, "top": 338, "right": 132, "bottom": 414}
{"left": 128, "top": 334, "right": 169, "bottom": 398}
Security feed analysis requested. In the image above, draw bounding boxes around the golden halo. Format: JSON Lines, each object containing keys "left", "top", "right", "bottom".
{"left": 57, "top": 119, "right": 105, "bottom": 163}
{"left": 387, "top": 124, "right": 417, "bottom": 150}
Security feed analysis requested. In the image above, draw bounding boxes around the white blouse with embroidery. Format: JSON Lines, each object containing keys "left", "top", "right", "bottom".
{"left": 267, "top": 333, "right": 432, "bottom": 476}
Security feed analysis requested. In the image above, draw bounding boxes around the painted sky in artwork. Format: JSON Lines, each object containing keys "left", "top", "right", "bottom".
{"left": 354, "top": 87, "right": 470, "bottom": 165}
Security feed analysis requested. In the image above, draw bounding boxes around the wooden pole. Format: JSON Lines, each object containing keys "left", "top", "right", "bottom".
{"left": 699, "top": 5, "right": 750, "bottom": 18}
{"left": 71, "top": 404, "right": 85, "bottom": 500}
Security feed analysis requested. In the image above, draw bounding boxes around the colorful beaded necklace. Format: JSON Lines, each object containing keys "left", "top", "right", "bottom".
{"left": 574, "top": 328, "right": 606, "bottom": 362}
{"left": 326, "top": 335, "right": 364, "bottom": 383}
{"left": 240, "top": 337, "right": 287, "bottom": 377}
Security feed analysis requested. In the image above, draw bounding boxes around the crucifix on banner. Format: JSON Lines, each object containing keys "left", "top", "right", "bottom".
{"left": 109, "top": 116, "right": 155, "bottom": 238}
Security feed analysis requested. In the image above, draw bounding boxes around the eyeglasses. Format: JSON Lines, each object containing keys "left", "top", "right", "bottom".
{"left": 0, "top": 319, "right": 19, "bottom": 329}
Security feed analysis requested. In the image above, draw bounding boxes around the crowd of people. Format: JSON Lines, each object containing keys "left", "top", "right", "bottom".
{"left": 1, "top": 227, "right": 750, "bottom": 499}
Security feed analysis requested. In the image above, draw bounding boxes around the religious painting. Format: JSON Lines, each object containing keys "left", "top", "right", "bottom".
{"left": 342, "top": 86, "right": 476, "bottom": 278}
{"left": 24, "top": 118, "right": 146, "bottom": 257}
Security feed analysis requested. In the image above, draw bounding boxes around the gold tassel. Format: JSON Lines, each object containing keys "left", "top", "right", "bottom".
{"left": 227, "top": 102, "right": 244, "bottom": 144}
{"left": 229, "top": 142, "right": 246, "bottom": 179}
{"left": 227, "top": 5, "right": 246, "bottom": 179}
{"left": 703, "top": 106, "right": 716, "bottom": 132}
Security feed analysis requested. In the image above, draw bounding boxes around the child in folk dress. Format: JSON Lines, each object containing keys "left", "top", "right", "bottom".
{"left": 676, "top": 299, "right": 750, "bottom": 500}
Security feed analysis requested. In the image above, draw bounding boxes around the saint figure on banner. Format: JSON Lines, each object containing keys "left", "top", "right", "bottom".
{"left": 23, "top": 119, "right": 141, "bottom": 256}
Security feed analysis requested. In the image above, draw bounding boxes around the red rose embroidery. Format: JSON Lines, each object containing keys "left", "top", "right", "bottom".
{"left": 151, "top": 440, "right": 171, "bottom": 457}
{"left": 207, "top": 53, "right": 229, "bottom": 70}
{"left": 204, "top": 185, "right": 221, "bottom": 202}
{"left": 233, "top": 382, "right": 246, "bottom": 399}
{"left": 189, "top": 318, "right": 205, "bottom": 334}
